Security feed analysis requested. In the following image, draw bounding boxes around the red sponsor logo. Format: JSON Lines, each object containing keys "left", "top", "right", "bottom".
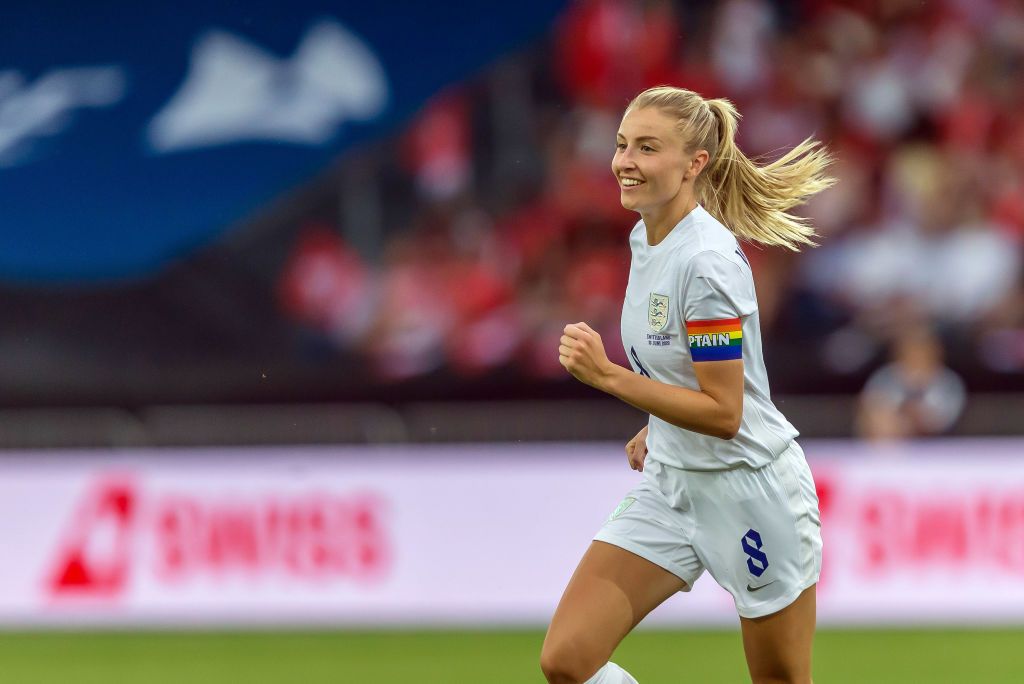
{"left": 49, "top": 478, "right": 137, "bottom": 597}
{"left": 858, "top": 489, "right": 1024, "bottom": 574}
{"left": 154, "top": 492, "right": 389, "bottom": 582}
{"left": 46, "top": 477, "right": 390, "bottom": 599}
{"left": 811, "top": 467, "right": 1024, "bottom": 577}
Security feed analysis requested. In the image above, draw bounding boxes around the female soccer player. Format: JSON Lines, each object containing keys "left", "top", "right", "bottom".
{"left": 541, "top": 86, "right": 835, "bottom": 684}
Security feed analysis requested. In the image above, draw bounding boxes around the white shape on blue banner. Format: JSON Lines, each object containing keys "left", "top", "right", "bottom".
{"left": 148, "top": 19, "right": 389, "bottom": 152}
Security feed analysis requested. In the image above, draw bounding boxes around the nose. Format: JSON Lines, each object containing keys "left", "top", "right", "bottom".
{"left": 613, "top": 150, "right": 638, "bottom": 175}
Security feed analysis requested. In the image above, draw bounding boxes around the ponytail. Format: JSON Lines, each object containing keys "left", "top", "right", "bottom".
{"left": 626, "top": 87, "right": 836, "bottom": 251}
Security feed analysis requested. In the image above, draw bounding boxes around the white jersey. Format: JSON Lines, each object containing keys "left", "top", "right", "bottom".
{"left": 620, "top": 205, "right": 798, "bottom": 470}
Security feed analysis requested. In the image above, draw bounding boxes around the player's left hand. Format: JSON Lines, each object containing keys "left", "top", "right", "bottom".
{"left": 559, "top": 322, "right": 616, "bottom": 390}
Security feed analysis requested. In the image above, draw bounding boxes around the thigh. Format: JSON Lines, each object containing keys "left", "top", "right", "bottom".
{"left": 542, "top": 541, "right": 687, "bottom": 674}
{"left": 740, "top": 584, "right": 816, "bottom": 683}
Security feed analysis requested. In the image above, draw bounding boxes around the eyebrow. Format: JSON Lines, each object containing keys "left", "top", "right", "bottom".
{"left": 616, "top": 134, "right": 662, "bottom": 144}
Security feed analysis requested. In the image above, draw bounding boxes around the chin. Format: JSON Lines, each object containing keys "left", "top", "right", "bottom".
{"left": 621, "top": 200, "right": 646, "bottom": 214}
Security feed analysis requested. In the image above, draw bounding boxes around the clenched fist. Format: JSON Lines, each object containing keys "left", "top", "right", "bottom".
{"left": 558, "top": 321, "right": 616, "bottom": 390}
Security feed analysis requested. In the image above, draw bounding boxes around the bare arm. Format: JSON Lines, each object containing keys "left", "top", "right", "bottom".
{"left": 603, "top": 358, "right": 743, "bottom": 439}
{"left": 559, "top": 322, "right": 743, "bottom": 440}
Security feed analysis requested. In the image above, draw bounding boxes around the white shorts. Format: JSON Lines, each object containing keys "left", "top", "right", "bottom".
{"left": 594, "top": 441, "right": 822, "bottom": 619}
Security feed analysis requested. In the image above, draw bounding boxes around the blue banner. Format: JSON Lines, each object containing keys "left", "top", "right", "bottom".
{"left": 0, "top": 1, "right": 566, "bottom": 283}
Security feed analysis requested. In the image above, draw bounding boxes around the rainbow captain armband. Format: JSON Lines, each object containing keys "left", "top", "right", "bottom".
{"left": 686, "top": 317, "right": 743, "bottom": 361}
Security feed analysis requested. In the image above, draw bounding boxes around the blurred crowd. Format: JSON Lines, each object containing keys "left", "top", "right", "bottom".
{"left": 277, "top": 0, "right": 1024, "bottom": 434}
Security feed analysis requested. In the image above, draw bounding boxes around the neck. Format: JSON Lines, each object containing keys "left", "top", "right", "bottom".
{"left": 642, "top": 187, "right": 698, "bottom": 246}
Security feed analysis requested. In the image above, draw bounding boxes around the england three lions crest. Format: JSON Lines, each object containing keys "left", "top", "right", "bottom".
{"left": 648, "top": 293, "right": 669, "bottom": 332}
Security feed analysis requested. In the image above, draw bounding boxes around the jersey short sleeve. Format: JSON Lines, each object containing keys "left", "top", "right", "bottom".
{"left": 682, "top": 250, "right": 758, "bottom": 362}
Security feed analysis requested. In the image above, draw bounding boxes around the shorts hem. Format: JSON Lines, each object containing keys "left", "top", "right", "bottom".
{"left": 593, "top": 531, "right": 699, "bottom": 591}
{"left": 735, "top": 574, "right": 819, "bottom": 619}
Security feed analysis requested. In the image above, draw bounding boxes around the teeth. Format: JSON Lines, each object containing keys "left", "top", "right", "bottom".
{"left": 622, "top": 178, "right": 643, "bottom": 186}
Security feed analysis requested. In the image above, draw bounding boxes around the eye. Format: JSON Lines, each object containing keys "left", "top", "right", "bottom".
{"left": 616, "top": 142, "right": 627, "bottom": 150}
{"left": 641, "top": 145, "right": 654, "bottom": 152}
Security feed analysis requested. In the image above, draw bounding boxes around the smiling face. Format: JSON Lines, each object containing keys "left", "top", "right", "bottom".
{"left": 612, "top": 106, "right": 711, "bottom": 222}
{"left": 612, "top": 107, "right": 690, "bottom": 213}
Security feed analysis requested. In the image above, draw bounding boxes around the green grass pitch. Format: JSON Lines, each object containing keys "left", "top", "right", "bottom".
{"left": 2, "top": 628, "right": 1022, "bottom": 682}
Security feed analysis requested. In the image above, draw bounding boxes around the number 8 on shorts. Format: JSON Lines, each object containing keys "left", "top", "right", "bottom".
{"left": 741, "top": 528, "right": 769, "bottom": 577}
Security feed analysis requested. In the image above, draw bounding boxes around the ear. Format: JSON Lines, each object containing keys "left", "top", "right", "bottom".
{"left": 685, "top": 150, "right": 710, "bottom": 181}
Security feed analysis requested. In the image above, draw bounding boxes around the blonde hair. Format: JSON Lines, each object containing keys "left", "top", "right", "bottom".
{"left": 625, "top": 86, "right": 836, "bottom": 250}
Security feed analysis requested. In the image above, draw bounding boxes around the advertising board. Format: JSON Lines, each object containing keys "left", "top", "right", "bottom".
{"left": 2, "top": 440, "right": 1022, "bottom": 626}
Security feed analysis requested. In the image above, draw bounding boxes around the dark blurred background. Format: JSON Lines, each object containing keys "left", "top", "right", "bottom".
{"left": 2, "top": 0, "right": 1022, "bottom": 444}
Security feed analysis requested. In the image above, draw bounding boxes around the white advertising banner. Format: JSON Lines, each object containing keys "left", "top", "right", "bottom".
{"left": 1, "top": 440, "right": 1023, "bottom": 627}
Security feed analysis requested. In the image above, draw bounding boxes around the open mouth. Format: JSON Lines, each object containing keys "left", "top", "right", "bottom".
{"left": 620, "top": 178, "right": 645, "bottom": 189}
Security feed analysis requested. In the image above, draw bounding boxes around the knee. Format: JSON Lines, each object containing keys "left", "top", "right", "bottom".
{"left": 539, "top": 639, "right": 601, "bottom": 684}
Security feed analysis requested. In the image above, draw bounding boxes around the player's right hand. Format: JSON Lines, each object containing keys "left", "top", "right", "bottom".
{"left": 625, "top": 425, "right": 649, "bottom": 472}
